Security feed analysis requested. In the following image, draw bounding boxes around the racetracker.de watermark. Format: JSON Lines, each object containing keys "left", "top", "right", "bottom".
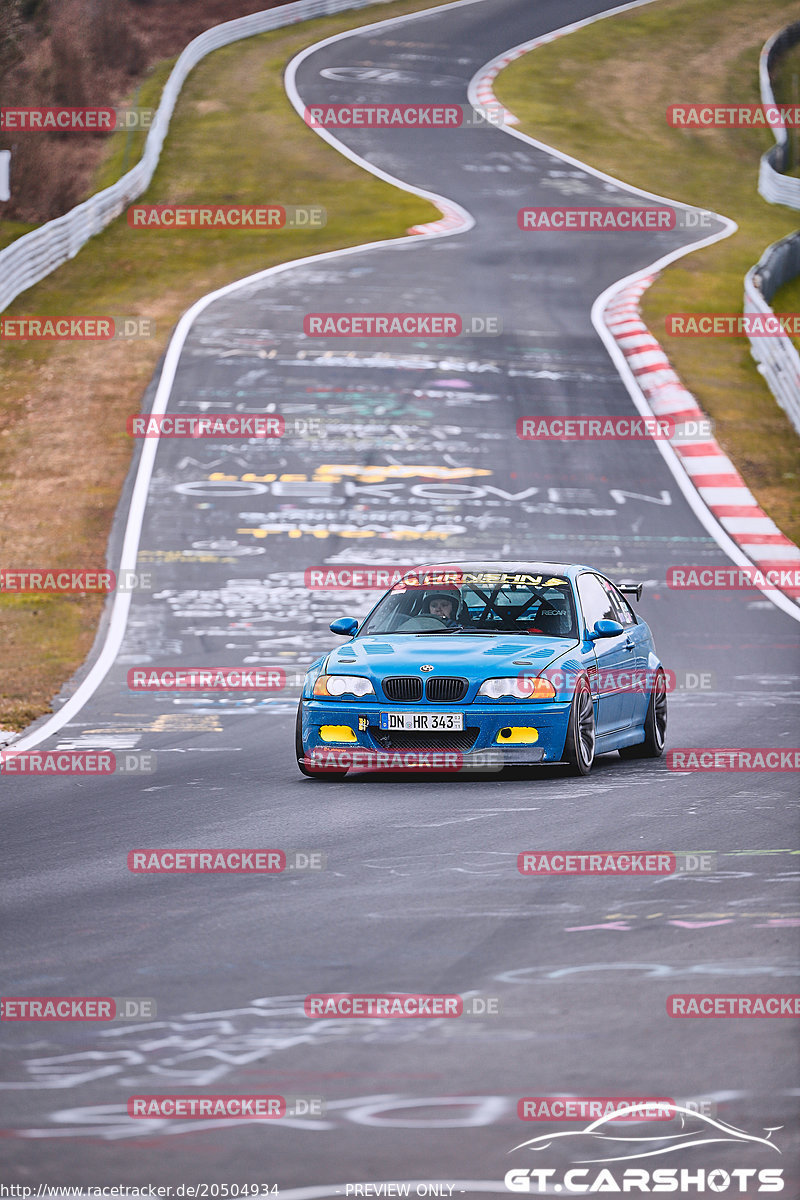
{"left": 128, "top": 1095, "right": 284, "bottom": 1118}
{"left": 517, "top": 206, "right": 712, "bottom": 231}
{"left": 0, "top": 316, "right": 153, "bottom": 339}
{"left": 127, "top": 1094, "right": 324, "bottom": 1118}
{"left": 668, "top": 994, "right": 800, "bottom": 1017}
{"left": 666, "top": 313, "right": 800, "bottom": 336}
{"left": 0, "top": 106, "right": 155, "bottom": 131}
{"left": 667, "top": 566, "right": 800, "bottom": 594}
{"left": 0, "top": 751, "right": 156, "bottom": 776}
{"left": 0, "top": 568, "right": 153, "bottom": 592}
{"left": 127, "top": 667, "right": 285, "bottom": 691}
{"left": 304, "top": 565, "right": 419, "bottom": 589}
{"left": 304, "top": 103, "right": 504, "bottom": 128}
{"left": 303, "top": 993, "right": 499, "bottom": 1017}
{"left": 127, "top": 414, "right": 284, "bottom": 438}
{"left": 127, "top": 205, "right": 325, "bottom": 229}
{"left": 303, "top": 749, "right": 504, "bottom": 773}
{"left": 667, "top": 749, "right": 800, "bottom": 771}
{"left": 127, "top": 849, "right": 324, "bottom": 872}
{"left": 303, "top": 313, "right": 501, "bottom": 336}
{"left": 1, "top": 997, "right": 156, "bottom": 1020}
{"left": 517, "top": 416, "right": 712, "bottom": 441}
{"left": 518, "top": 1098, "right": 675, "bottom": 1121}
{"left": 529, "top": 667, "right": 715, "bottom": 694}
{"left": 667, "top": 103, "right": 800, "bottom": 127}
{"left": 517, "top": 852, "right": 716, "bottom": 875}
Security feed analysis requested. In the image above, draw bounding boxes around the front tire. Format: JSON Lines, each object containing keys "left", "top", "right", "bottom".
{"left": 563, "top": 676, "right": 596, "bottom": 776}
{"left": 619, "top": 668, "right": 667, "bottom": 759}
{"left": 295, "top": 704, "right": 346, "bottom": 778}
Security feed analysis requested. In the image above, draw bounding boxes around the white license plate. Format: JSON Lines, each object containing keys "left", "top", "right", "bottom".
{"left": 379, "top": 711, "right": 464, "bottom": 731}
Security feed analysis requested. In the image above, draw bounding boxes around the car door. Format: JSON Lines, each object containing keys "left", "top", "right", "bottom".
{"left": 576, "top": 572, "right": 636, "bottom": 734}
{"left": 597, "top": 576, "right": 649, "bottom": 728}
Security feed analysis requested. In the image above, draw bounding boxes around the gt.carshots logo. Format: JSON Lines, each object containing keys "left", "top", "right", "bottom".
{"left": 504, "top": 1168, "right": 784, "bottom": 1193}
{"left": 505, "top": 1105, "right": 784, "bottom": 1192}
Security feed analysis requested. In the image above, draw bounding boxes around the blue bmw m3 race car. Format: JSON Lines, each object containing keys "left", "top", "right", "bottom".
{"left": 296, "top": 562, "right": 667, "bottom": 777}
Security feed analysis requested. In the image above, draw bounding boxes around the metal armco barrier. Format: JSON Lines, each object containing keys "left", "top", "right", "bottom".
{"left": 744, "top": 22, "right": 800, "bottom": 430}
{"left": 744, "top": 232, "right": 800, "bottom": 435}
{"left": 758, "top": 21, "right": 800, "bottom": 208}
{"left": 0, "top": 0, "right": 389, "bottom": 314}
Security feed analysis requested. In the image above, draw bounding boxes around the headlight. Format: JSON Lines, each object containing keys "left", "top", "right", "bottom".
{"left": 477, "top": 676, "right": 557, "bottom": 700}
{"left": 313, "top": 674, "right": 375, "bottom": 698}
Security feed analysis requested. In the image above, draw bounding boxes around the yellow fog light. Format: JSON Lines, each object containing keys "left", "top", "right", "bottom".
{"left": 319, "top": 725, "right": 358, "bottom": 744}
{"left": 496, "top": 727, "right": 539, "bottom": 744}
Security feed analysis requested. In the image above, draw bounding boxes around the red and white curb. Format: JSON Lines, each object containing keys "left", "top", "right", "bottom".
{"left": 472, "top": 48, "right": 523, "bottom": 126}
{"left": 605, "top": 278, "right": 800, "bottom": 601}
{"left": 407, "top": 198, "right": 470, "bottom": 236}
{"left": 470, "top": 1, "right": 800, "bottom": 613}
{"left": 469, "top": 4, "right": 658, "bottom": 130}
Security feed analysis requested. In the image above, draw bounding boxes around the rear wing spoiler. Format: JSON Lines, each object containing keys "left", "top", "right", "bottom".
{"left": 617, "top": 582, "right": 643, "bottom": 602}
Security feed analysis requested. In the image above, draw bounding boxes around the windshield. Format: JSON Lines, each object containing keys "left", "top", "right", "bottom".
{"left": 358, "top": 569, "right": 578, "bottom": 638}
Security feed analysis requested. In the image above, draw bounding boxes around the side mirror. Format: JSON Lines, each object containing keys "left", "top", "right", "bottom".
{"left": 588, "top": 619, "right": 624, "bottom": 641}
{"left": 330, "top": 616, "right": 359, "bottom": 637}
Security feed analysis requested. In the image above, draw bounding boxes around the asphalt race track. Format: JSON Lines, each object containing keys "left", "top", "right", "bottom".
{"left": 2, "top": 0, "right": 799, "bottom": 1191}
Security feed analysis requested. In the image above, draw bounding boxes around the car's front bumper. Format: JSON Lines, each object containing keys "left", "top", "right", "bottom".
{"left": 300, "top": 699, "right": 572, "bottom": 769}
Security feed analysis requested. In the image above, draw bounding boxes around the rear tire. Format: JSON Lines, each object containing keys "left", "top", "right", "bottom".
{"left": 295, "top": 704, "right": 347, "bottom": 778}
{"left": 563, "top": 676, "right": 596, "bottom": 776}
{"left": 619, "top": 668, "right": 667, "bottom": 759}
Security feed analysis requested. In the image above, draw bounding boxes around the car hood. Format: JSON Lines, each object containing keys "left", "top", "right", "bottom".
{"left": 325, "top": 634, "right": 579, "bottom": 679}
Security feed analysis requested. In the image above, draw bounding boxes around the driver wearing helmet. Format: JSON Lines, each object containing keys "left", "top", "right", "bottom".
{"left": 423, "top": 592, "right": 460, "bottom": 628}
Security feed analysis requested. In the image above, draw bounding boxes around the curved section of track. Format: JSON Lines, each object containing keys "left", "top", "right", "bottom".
{"left": 2, "top": 0, "right": 798, "bottom": 1189}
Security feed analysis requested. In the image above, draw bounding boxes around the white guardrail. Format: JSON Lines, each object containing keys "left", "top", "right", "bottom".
{"left": 744, "top": 233, "right": 800, "bottom": 435}
{"left": 0, "top": 0, "right": 389, "bottom": 314}
{"left": 744, "top": 22, "right": 800, "bottom": 431}
{"left": 758, "top": 22, "right": 800, "bottom": 209}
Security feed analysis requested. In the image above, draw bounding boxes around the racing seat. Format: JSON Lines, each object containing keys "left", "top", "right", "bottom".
{"left": 529, "top": 606, "right": 570, "bottom": 636}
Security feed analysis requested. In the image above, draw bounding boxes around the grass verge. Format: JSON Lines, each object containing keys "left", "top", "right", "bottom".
{"left": 0, "top": 0, "right": 449, "bottom": 732}
{"left": 494, "top": 0, "right": 800, "bottom": 545}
